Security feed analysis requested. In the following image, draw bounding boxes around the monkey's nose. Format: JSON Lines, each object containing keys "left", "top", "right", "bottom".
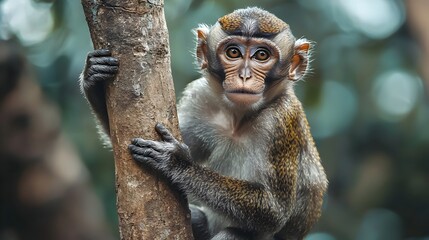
{"left": 239, "top": 68, "right": 252, "bottom": 81}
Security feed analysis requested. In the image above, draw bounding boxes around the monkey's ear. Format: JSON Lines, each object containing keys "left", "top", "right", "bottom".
{"left": 194, "top": 25, "right": 210, "bottom": 69}
{"left": 288, "top": 38, "right": 310, "bottom": 81}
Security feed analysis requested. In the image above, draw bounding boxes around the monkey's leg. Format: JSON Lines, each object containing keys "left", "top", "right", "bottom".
{"left": 190, "top": 205, "right": 210, "bottom": 240}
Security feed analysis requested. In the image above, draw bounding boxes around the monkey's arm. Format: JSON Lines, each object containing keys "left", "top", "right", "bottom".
{"left": 79, "top": 49, "right": 118, "bottom": 135}
{"left": 128, "top": 123, "right": 297, "bottom": 233}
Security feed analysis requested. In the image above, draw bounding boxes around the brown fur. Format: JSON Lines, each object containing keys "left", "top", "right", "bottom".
{"left": 218, "top": 7, "right": 288, "bottom": 34}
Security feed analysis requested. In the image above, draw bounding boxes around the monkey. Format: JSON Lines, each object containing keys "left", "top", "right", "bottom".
{"left": 80, "top": 7, "right": 327, "bottom": 240}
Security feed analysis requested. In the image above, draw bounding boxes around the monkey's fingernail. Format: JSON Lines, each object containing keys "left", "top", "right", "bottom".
{"left": 131, "top": 138, "right": 141, "bottom": 145}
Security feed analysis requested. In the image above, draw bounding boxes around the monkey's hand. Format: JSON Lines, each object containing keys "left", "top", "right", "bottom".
{"left": 128, "top": 123, "right": 192, "bottom": 178}
{"left": 82, "top": 49, "right": 118, "bottom": 91}
{"left": 80, "top": 49, "right": 118, "bottom": 135}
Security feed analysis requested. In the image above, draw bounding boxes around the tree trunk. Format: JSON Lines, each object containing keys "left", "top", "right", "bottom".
{"left": 80, "top": 1, "right": 193, "bottom": 239}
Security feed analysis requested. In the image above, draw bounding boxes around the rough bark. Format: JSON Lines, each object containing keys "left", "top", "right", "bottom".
{"left": 80, "top": 0, "right": 193, "bottom": 239}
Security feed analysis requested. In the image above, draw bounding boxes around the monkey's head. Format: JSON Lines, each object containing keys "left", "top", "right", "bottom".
{"left": 195, "top": 7, "right": 310, "bottom": 108}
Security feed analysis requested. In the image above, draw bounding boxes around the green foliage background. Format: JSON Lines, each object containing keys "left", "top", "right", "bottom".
{"left": 1, "top": 0, "right": 428, "bottom": 239}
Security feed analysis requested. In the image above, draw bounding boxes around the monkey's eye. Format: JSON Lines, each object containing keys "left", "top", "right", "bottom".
{"left": 225, "top": 47, "right": 242, "bottom": 59}
{"left": 253, "top": 49, "right": 270, "bottom": 61}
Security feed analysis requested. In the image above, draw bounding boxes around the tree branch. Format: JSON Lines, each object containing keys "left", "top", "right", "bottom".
{"left": 80, "top": 0, "right": 193, "bottom": 239}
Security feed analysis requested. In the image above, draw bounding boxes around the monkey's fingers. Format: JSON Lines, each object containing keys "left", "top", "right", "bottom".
{"left": 88, "top": 73, "right": 116, "bottom": 83}
{"left": 131, "top": 138, "right": 165, "bottom": 152}
{"left": 129, "top": 144, "right": 166, "bottom": 171}
{"left": 88, "top": 49, "right": 112, "bottom": 58}
{"left": 128, "top": 144, "right": 159, "bottom": 158}
{"left": 88, "top": 56, "right": 119, "bottom": 67}
{"left": 89, "top": 64, "right": 119, "bottom": 75}
{"left": 155, "top": 123, "right": 178, "bottom": 143}
{"left": 131, "top": 154, "right": 159, "bottom": 169}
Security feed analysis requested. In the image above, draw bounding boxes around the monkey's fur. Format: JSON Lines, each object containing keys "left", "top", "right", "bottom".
{"left": 81, "top": 7, "right": 327, "bottom": 240}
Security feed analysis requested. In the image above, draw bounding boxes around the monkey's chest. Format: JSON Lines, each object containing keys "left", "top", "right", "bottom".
{"left": 205, "top": 140, "right": 266, "bottom": 181}
{"left": 202, "top": 119, "right": 270, "bottom": 182}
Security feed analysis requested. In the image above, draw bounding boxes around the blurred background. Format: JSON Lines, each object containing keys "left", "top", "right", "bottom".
{"left": 1, "top": 0, "right": 428, "bottom": 239}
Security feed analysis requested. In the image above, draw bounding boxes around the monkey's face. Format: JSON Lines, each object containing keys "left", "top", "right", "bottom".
{"left": 195, "top": 9, "right": 311, "bottom": 110}
{"left": 216, "top": 37, "right": 280, "bottom": 106}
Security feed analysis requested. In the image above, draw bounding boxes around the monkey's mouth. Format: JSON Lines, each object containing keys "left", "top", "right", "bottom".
{"left": 225, "top": 90, "right": 263, "bottom": 105}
